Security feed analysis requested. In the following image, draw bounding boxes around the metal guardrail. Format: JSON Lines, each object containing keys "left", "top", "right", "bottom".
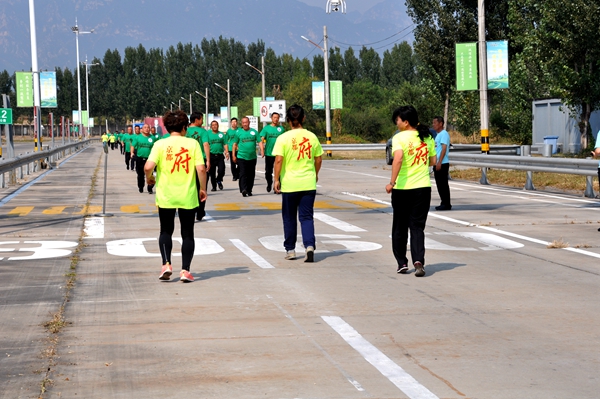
{"left": 0, "top": 139, "right": 97, "bottom": 188}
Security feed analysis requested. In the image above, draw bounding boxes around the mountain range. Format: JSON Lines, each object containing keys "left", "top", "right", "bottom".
{"left": 0, "top": 0, "right": 412, "bottom": 73}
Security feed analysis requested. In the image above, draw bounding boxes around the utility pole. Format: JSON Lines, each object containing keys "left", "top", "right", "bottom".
{"left": 28, "top": 0, "right": 42, "bottom": 152}
{"left": 478, "top": 0, "right": 489, "bottom": 155}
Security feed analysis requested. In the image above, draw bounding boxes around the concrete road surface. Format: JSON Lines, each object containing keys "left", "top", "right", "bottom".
{"left": 0, "top": 144, "right": 599, "bottom": 398}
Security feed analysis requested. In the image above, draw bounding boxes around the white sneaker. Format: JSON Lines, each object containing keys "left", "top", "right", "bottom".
{"left": 304, "top": 246, "right": 314, "bottom": 263}
{"left": 285, "top": 250, "right": 296, "bottom": 260}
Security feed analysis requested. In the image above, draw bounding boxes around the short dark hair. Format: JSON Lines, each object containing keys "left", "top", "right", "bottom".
{"left": 271, "top": 112, "right": 280, "bottom": 117}
{"left": 190, "top": 111, "right": 204, "bottom": 124}
{"left": 230, "top": 117, "right": 238, "bottom": 122}
{"left": 286, "top": 104, "right": 305, "bottom": 128}
{"left": 163, "top": 110, "right": 189, "bottom": 133}
{"left": 433, "top": 116, "right": 444, "bottom": 125}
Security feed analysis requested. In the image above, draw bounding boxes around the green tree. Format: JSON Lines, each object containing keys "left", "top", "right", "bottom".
{"left": 381, "top": 42, "right": 416, "bottom": 87}
{"left": 358, "top": 47, "right": 381, "bottom": 84}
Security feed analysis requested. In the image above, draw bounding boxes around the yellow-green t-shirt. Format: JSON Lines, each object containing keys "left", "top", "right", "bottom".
{"left": 391, "top": 130, "right": 436, "bottom": 190}
{"left": 271, "top": 129, "right": 323, "bottom": 192}
{"left": 148, "top": 136, "right": 205, "bottom": 209}
{"left": 101, "top": 134, "right": 108, "bottom": 142}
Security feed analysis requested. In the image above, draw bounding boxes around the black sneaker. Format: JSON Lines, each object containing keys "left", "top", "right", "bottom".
{"left": 414, "top": 261, "right": 425, "bottom": 277}
{"left": 266, "top": 183, "right": 272, "bottom": 193}
{"left": 242, "top": 190, "right": 248, "bottom": 197}
{"left": 397, "top": 264, "right": 408, "bottom": 274}
{"left": 211, "top": 187, "right": 217, "bottom": 192}
{"left": 247, "top": 192, "right": 253, "bottom": 197}
{"left": 139, "top": 188, "right": 143, "bottom": 193}
{"left": 218, "top": 182, "right": 223, "bottom": 190}
{"left": 435, "top": 205, "right": 452, "bottom": 211}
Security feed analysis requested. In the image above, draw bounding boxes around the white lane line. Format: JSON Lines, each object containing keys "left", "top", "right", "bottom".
{"left": 323, "top": 167, "right": 388, "bottom": 179}
{"left": 83, "top": 217, "right": 104, "bottom": 239}
{"left": 266, "top": 296, "right": 365, "bottom": 392}
{"left": 203, "top": 213, "right": 216, "bottom": 223}
{"left": 471, "top": 190, "right": 584, "bottom": 209}
{"left": 230, "top": 239, "right": 275, "bottom": 269}
{"left": 322, "top": 316, "right": 439, "bottom": 399}
{"left": 314, "top": 212, "right": 366, "bottom": 232}
{"left": 341, "top": 192, "right": 600, "bottom": 260}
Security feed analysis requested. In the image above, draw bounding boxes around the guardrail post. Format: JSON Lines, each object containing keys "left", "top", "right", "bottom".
{"left": 542, "top": 144, "right": 552, "bottom": 157}
{"left": 480, "top": 167, "right": 490, "bottom": 185}
{"left": 521, "top": 145, "right": 535, "bottom": 191}
{"left": 0, "top": 173, "right": 4, "bottom": 188}
{"left": 584, "top": 176, "right": 595, "bottom": 198}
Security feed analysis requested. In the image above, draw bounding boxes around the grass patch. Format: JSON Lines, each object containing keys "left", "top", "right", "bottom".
{"left": 450, "top": 168, "right": 599, "bottom": 194}
{"left": 324, "top": 150, "right": 384, "bottom": 160}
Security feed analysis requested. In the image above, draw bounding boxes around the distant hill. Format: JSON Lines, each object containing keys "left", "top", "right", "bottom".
{"left": 0, "top": 0, "right": 411, "bottom": 73}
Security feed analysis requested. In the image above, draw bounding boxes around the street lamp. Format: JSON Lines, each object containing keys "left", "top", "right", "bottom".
{"left": 181, "top": 96, "right": 191, "bottom": 115}
{"left": 245, "top": 57, "right": 266, "bottom": 127}
{"left": 195, "top": 89, "right": 209, "bottom": 128}
{"left": 170, "top": 102, "right": 176, "bottom": 112}
{"left": 215, "top": 79, "right": 230, "bottom": 128}
{"left": 82, "top": 56, "right": 99, "bottom": 136}
{"left": 71, "top": 18, "right": 94, "bottom": 139}
{"left": 302, "top": 26, "right": 331, "bottom": 154}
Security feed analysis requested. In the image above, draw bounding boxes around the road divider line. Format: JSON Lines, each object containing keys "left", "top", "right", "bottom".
{"left": 203, "top": 213, "right": 216, "bottom": 223}
{"left": 84, "top": 217, "right": 104, "bottom": 239}
{"left": 342, "top": 192, "right": 600, "bottom": 260}
{"left": 322, "top": 316, "right": 439, "bottom": 399}
{"left": 230, "top": 239, "right": 275, "bottom": 269}
{"left": 314, "top": 212, "right": 366, "bottom": 232}
{"left": 324, "top": 167, "right": 388, "bottom": 180}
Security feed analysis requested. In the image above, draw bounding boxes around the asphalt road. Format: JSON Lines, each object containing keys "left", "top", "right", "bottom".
{"left": 0, "top": 145, "right": 599, "bottom": 398}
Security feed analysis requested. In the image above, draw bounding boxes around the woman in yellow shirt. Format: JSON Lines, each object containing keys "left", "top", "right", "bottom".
{"left": 385, "top": 106, "right": 437, "bottom": 277}
{"left": 144, "top": 110, "right": 207, "bottom": 282}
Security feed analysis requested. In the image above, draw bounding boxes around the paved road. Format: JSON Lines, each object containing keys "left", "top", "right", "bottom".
{"left": 0, "top": 145, "right": 599, "bottom": 398}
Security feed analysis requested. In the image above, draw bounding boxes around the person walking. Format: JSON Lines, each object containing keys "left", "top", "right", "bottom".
{"left": 227, "top": 118, "right": 240, "bottom": 181}
{"left": 592, "top": 132, "right": 600, "bottom": 231}
{"left": 207, "top": 120, "right": 229, "bottom": 191}
{"left": 123, "top": 126, "right": 134, "bottom": 170}
{"left": 273, "top": 104, "right": 323, "bottom": 262}
{"left": 386, "top": 105, "right": 437, "bottom": 277}
{"left": 232, "top": 117, "right": 263, "bottom": 197}
{"left": 432, "top": 116, "right": 452, "bottom": 210}
{"left": 186, "top": 111, "right": 211, "bottom": 221}
{"left": 260, "top": 112, "right": 285, "bottom": 193}
{"left": 144, "top": 110, "right": 207, "bottom": 283}
{"left": 131, "top": 124, "right": 156, "bottom": 194}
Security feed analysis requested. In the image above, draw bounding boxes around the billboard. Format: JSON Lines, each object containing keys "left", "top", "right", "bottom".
{"left": 40, "top": 71, "right": 57, "bottom": 108}
{"left": 312, "top": 81, "right": 325, "bottom": 109}
{"left": 16, "top": 72, "right": 33, "bottom": 107}
{"left": 455, "top": 43, "right": 478, "bottom": 91}
{"left": 330, "top": 81, "right": 343, "bottom": 109}
{"left": 487, "top": 41, "right": 509, "bottom": 89}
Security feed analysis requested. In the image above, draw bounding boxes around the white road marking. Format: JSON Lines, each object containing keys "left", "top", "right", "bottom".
{"left": 106, "top": 238, "right": 224, "bottom": 257}
{"left": 324, "top": 167, "right": 388, "bottom": 179}
{"left": 230, "top": 238, "right": 275, "bottom": 269}
{"left": 322, "top": 316, "right": 439, "bottom": 399}
{"left": 203, "top": 213, "right": 216, "bottom": 223}
{"left": 314, "top": 212, "right": 366, "bottom": 232}
{"left": 84, "top": 217, "right": 104, "bottom": 239}
{"left": 341, "top": 192, "right": 600, "bottom": 260}
{"left": 259, "top": 234, "right": 381, "bottom": 253}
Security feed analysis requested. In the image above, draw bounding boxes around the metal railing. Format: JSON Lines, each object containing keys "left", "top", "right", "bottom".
{"left": 0, "top": 139, "right": 97, "bottom": 188}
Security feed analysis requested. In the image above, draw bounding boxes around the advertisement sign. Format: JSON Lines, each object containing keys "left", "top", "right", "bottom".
{"left": 72, "top": 110, "right": 80, "bottom": 124}
{"left": 220, "top": 106, "right": 229, "bottom": 123}
{"left": 16, "top": 72, "right": 33, "bottom": 107}
{"left": 487, "top": 40, "right": 509, "bottom": 89}
{"left": 253, "top": 97, "right": 261, "bottom": 117}
{"left": 330, "top": 81, "right": 343, "bottom": 109}
{"left": 40, "top": 71, "right": 57, "bottom": 108}
{"left": 231, "top": 106, "right": 238, "bottom": 120}
{"left": 259, "top": 100, "right": 287, "bottom": 123}
{"left": 247, "top": 116, "right": 259, "bottom": 131}
{"left": 455, "top": 43, "right": 478, "bottom": 91}
{"left": 312, "top": 81, "right": 325, "bottom": 110}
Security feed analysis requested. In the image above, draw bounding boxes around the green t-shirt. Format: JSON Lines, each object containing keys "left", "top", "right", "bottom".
{"left": 124, "top": 134, "right": 134, "bottom": 151}
{"left": 148, "top": 135, "right": 205, "bottom": 209}
{"left": 186, "top": 127, "right": 208, "bottom": 158}
{"left": 272, "top": 128, "right": 324, "bottom": 192}
{"left": 260, "top": 124, "right": 285, "bottom": 157}
{"left": 132, "top": 134, "right": 156, "bottom": 158}
{"left": 391, "top": 130, "right": 436, "bottom": 190}
{"left": 233, "top": 128, "right": 259, "bottom": 160}
{"left": 207, "top": 131, "right": 227, "bottom": 154}
{"left": 226, "top": 128, "right": 239, "bottom": 147}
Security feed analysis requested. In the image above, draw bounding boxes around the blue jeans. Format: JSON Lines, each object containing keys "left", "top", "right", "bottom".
{"left": 282, "top": 190, "right": 317, "bottom": 251}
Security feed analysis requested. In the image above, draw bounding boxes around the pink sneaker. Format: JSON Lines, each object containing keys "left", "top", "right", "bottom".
{"left": 159, "top": 263, "right": 172, "bottom": 280}
{"left": 180, "top": 270, "right": 194, "bottom": 283}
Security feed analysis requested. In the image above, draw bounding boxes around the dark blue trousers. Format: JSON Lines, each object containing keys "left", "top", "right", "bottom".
{"left": 282, "top": 190, "right": 317, "bottom": 251}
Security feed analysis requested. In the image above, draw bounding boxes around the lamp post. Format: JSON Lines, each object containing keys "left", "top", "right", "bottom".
{"left": 170, "top": 102, "right": 176, "bottom": 112}
{"left": 83, "top": 56, "right": 99, "bottom": 136}
{"left": 181, "top": 96, "right": 192, "bottom": 115}
{"left": 71, "top": 19, "right": 94, "bottom": 139}
{"left": 302, "top": 26, "right": 331, "bottom": 155}
{"left": 215, "top": 79, "right": 230, "bottom": 128}
{"left": 195, "top": 89, "right": 208, "bottom": 128}
{"left": 245, "top": 56, "right": 266, "bottom": 127}
{"left": 28, "top": 0, "right": 42, "bottom": 151}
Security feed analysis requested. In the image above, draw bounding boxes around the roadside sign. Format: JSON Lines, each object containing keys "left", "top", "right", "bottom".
{"left": 0, "top": 108, "right": 13, "bottom": 124}
{"left": 259, "top": 100, "right": 286, "bottom": 123}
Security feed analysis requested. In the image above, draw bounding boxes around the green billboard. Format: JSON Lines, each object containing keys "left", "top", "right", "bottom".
{"left": 455, "top": 43, "right": 478, "bottom": 91}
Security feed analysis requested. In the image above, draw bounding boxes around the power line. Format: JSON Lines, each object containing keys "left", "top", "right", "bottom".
{"left": 329, "top": 24, "right": 414, "bottom": 47}
{"left": 372, "top": 29, "right": 415, "bottom": 51}
{"left": 301, "top": 39, "right": 324, "bottom": 60}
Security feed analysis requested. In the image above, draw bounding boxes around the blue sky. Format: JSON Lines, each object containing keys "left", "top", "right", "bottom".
{"left": 298, "top": 0, "right": 386, "bottom": 13}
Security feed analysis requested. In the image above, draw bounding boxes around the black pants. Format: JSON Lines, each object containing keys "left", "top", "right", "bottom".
{"left": 265, "top": 155, "right": 275, "bottom": 187}
{"left": 134, "top": 156, "right": 153, "bottom": 192}
{"left": 230, "top": 150, "right": 239, "bottom": 180}
{"left": 391, "top": 187, "right": 431, "bottom": 267}
{"left": 158, "top": 207, "right": 196, "bottom": 271}
{"left": 209, "top": 153, "right": 225, "bottom": 189}
{"left": 237, "top": 158, "right": 256, "bottom": 194}
{"left": 433, "top": 163, "right": 451, "bottom": 207}
{"left": 195, "top": 164, "right": 207, "bottom": 220}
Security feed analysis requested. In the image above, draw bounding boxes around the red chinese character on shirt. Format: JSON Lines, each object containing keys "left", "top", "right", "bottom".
{"left": 411, "top": 142, "right": 429, "bottom": 166}
{"left": 297, "top": 137, "right": 312, "bottom": 160}
{"left": 166, "top": 146, "right": 173, "bottom": 162}
{"left": 171, "top": 147, "right": 191, "bottom": 174}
